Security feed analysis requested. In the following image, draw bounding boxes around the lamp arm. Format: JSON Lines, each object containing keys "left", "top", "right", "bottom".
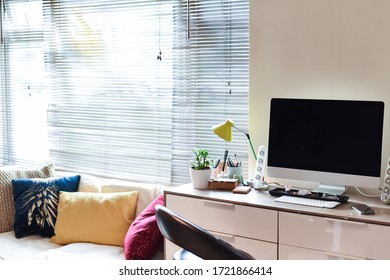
{"left": 232, "top": 125, "right": 246, "bottom": 135}
{"left": 233, "top": 125, "right": 257, "bottom": 161}
{"left": 247, "top": 135, "right": 258, "bottom": 161}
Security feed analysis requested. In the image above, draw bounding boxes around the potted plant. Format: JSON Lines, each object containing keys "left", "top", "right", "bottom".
{"left": 190, "top": 148, "right": 212, "bottom": 189}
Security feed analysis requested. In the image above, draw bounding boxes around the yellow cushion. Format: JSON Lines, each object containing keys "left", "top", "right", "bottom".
{"left": 50, "top": 191, "right": 138, "bottom": 247}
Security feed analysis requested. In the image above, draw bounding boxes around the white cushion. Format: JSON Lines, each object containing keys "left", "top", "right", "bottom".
{"left": 55, "top": 171, "right": 101, "bottom": 193}
{"left": 101, "top": 179, "right": 162, "bottom": 217}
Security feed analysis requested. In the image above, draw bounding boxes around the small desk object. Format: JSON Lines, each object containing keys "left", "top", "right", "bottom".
{"left": 164, "top": 184, "right": 390, "bottom": 260}
{"left": 208, "top": 178, "right": 238, "bottom": 190}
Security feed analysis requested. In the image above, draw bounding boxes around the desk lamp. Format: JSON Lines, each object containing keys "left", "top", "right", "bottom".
{"left": 212, "top": 120, "right": 257, "bottom": 161}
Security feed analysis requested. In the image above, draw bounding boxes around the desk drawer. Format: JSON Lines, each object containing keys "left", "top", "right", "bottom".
{"left": 165, "top": 232, "right": 277, "bottom": 260}
{"left": 166, "top": 194, "right": 277, "bottom": 243}
{"left": 279, "top": 212, "right": 390, "bottom": 259}
{"left": 212, "top": 231, "right": 277, "bottom": 260}
{"left": 279, "top": 245, "right": 366, "bottom": 260}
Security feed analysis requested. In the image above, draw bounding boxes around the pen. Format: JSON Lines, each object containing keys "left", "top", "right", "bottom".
{"left": 213, "top": 158, "right": 220, "bottom": 169}
{"left": 227, "top": 157, "right": 235, "bottom": 167}
{"left": 222, "top": 150, "right": 228, "bottom": 172}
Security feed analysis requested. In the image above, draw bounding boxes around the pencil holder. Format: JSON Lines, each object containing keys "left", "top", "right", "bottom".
{"left": 227, "top": 166, "right": 242, "bottom": 179}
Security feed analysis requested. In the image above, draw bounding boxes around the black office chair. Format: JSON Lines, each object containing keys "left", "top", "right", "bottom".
{"left": 155, "top": 205, "right": 255, "bottom": 260}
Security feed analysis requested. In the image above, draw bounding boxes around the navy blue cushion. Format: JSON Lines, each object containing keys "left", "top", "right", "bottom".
{"left": 12, "top": 175, "right": 80, "bottom": 238}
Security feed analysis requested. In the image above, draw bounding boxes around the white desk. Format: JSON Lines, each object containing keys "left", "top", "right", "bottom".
{"left": 164, "top": 184, "right": 390, "bottom": 260}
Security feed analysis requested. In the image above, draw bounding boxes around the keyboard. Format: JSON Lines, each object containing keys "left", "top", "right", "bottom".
{"left": 275, "top": 195, "right": 341, "bottom": 208}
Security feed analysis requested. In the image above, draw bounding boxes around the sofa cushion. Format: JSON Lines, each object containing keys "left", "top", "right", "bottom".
{"left": 0, "top": 163, "right": 56, "bottom": 233}
{"left": 124, "top": 193, "right": 164, "bottom": 260}
{"left": 12, "top": 175, "right": 81, "bottom": 238}
{"left": 50, "top": 191, "right": 138, "bottom": 247}
{"left": 56, "top": 171, "right": 101, "bottom": 193}
{"left": 101, "top": 180, "right": 162, "bottom": 217}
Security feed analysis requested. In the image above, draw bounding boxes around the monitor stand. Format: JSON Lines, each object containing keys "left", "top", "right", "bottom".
{"left": 314, "top": 184, "right": 346, "bottom": 196}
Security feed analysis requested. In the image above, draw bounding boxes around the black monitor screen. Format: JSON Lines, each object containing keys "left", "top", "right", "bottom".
{"left": 268, "top": 98, "right": 384, "bottom": 178}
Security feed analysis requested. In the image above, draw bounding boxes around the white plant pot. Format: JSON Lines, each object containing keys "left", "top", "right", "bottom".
{"left": 190, "top": 167, "right": 212, "bottom": 189}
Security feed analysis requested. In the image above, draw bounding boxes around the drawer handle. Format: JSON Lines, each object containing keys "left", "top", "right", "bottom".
{"left": 325, "top": 251, "right": 367, "bottom": 260}
{"left": 203, "top": 200, "right": 235, "bottom": 210}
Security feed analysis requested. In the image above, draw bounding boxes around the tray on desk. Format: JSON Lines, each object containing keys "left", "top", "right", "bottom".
{"left": 268, "top": 187, "right": 349, "bottom": 203}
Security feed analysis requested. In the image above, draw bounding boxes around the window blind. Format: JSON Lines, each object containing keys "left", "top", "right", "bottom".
{"left": 42, "top": 0, "right": 174, "bottom": 184}
{"left": 1, "top": 0, "right": 249, "bottom": 186}
{"left": 171, "top": 0, "right": 249, "bottom": 185}
{"left": 0, "top": 0, "right": 49, "bottom": 168}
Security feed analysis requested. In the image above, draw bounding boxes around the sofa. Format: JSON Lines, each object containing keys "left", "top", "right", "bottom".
{"left": 0, "top": 163, "right": 165, "bottom": 260}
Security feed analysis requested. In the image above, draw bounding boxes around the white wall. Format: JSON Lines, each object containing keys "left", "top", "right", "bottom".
{"left": 249, "top": 0, "right": 390, "bottom": 191}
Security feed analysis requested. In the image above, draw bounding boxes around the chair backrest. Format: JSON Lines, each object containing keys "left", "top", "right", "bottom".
{"left": 155, "top": 204, "right": 255, "bottom": 260}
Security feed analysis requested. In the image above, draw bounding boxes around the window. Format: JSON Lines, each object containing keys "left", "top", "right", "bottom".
{"left": 43, "top": 0, "right": 174, "bottom": 184}
{"left": 172, "top": 0, "right": 250, "bottom": 185}
{"left": 1, "top": 0, "right": 249, "bottom": 186}
{"left": 0, "top": 0, "right": 49, "bottom": 166}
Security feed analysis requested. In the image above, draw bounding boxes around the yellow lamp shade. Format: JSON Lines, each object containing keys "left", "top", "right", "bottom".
{"left": 212, "top": 119, "right": 234, "bottom": 141}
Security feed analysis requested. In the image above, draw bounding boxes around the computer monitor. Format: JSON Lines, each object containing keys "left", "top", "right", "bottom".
{"left": 267, "top": 98, "right": 385, "bottom": 195}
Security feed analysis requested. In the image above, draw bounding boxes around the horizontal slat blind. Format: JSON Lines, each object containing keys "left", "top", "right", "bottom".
{"left": 1, "top": 0, "right": 248, "bottom": 186}
{"left": 42, "top": 0, "right": 174, "bottom": 184}
{"left": 0, "top": 0, "right": 3, "bottom": 164}
{"left": 0, "top": 0, "right": 50, "bottom": 168}
{"left": 171, "top": 0, "right": 249, "bottom": 185}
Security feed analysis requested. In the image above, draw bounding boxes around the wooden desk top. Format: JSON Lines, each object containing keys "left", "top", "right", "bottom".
{"left": 164, "top": 184, "right": 390, "bottom": 227}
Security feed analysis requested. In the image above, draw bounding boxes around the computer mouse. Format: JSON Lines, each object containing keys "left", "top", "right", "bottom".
{"left": 323, "top": 201, "right": 341, "bottom": 209}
